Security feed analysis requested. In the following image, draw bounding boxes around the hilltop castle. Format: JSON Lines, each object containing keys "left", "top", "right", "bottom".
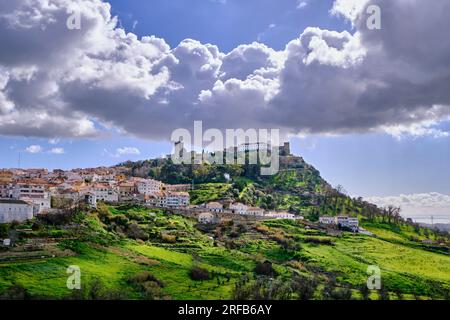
{"left": 171, "top": 141, "right": 291, "bottom": 163}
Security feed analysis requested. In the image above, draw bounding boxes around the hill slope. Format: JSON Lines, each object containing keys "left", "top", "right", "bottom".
{"left": 0, "top": 205, "right": 448, "bottom": 300}
{"left": 1, "top": 154, "right": 449, "bottom": 300}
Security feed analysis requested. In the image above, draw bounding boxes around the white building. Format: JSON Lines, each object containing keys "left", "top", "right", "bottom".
{"left": 337, "top": 216, "right": 359, "bottom": 229}
{"left": 10, "top": 182, "right": 50, "bottom": 214}
{"left": 146, "top": 191, "right": 190, "bottom": 208}
{"left": 163, "top": 192, "right": 190, "bottom": 208}
{"left": 245, "top": 207, "right": 265, "bottom": 217}
{"left": 84, "top": 193, "right": 97, "bottom": 208}
{"left": 146, "top": 192, "right": 165, "bottom": 207}
{"left": 266, "top": 212, "right": 296, "bottom": 220}
{"left": 319, "top": 216, "right": 359, "bottom": 230}
{"left": 10, "top": 182, "right": 48, "bottom": 200}
{"left": 238, "top": 142, "right": 270, "bottom": 152}
{"left": 0, "top": 199, "right": 34, "bottom": 223}
{"left": 206, "top": 202, "right": 224, "bottom": 213}
{"left": 0, "top": 183, "right": 10, "bottom": 198}
{"left": 137, "top": 179, "right": 162, "bottom": 196}
{"left": 230, "top": 203, "right": 248, "bottom": 215}
{"left": 319, "top": 216, "right": 336, "bottom": 225}
{"left": 28, "top": 197, "right": 51, "bottom": 214}
{"left": 52, "top": 189, "right": 81, "bottom": 202}
{"left": 89, "top": 184, "right": 119, "bottom": 203}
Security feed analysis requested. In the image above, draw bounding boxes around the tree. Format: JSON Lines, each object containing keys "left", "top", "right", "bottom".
{"left": 384, "top": 205, "right": 401, "bottom": 224}
{"left": 254, "top": 261, "right": 277, "bottom": 277}
{"left": 291, "top": 274, "right": 317, "bottom": 300}
{"left": 359, "top": 284, "right": 370, "bottom": 300}
{"left": 189, "top": 266, "right": 210, "bottom": 281}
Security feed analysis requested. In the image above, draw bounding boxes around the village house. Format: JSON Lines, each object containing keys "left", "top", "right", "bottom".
{"left": 9, "top": 180, "right": 51, "bottom": 214}
{"left": 89, "top": 183, "right": 119, "bottom": 203}
{"left": 0, "top": 199, "right": 34, "bottom": 223}
{"left": 198, "top": 212, "right": 219, "bottom": 224}
{"left": 319, "top": 216, "right": 359, "bottom": 230}
{"left": 245, "top": 207, "right": 265, "bottom": 217}
{"left": 136, "top": 178, "right": 163, "bottom": 196}
{"left": 9, "top": 180, "right": 47, "bottom": 199}
{"left": 118, "top": 181, "right": 138, "bottom": 202}
{"left": 51, "top": 188, "right": 81, "bottom": 207}
{"left": 205, "top": 202, "right": 224, "bottom": 213}
{"left": 0, "top": 170, "right": 13, "bottom": 184}
{"left": 146, "top": 192, "right": 165, "bottom": 207}
{"left": 164, "top": 192, "right": 190, "bottom": 208}
{"left": 146, "top": 191, "right": 190, "bottom": 208}
{"left": 0, "top": 183, "right": 10, "bottom": 199}
{"left": 336, "top": 216, "right": 359, "bottom": 229}
{"left": 319, "top": 216, "right": 337, "bottom": 225}
{"left": 21, "top": 169, "right": 48, "bottom": 179}
{"left": 84, "top": 193, "right": 98, "bottom": 208}
{"left": 266, "top": 212, "right": 297, "bottom": 220}
{"left": 230, "top": 202, "right": 248, "bottom": 215}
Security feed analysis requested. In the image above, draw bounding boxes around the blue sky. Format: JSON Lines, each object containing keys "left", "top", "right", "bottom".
{"left": 1, "top": 0, "right": 450, "bottom": 221}
{"left": 108, "top": 0, "right": 347, "bottom": 52}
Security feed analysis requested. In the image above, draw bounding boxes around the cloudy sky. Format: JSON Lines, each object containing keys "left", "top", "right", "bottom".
{"left": 0, "top": 0, "right": 449, "bottom": 222}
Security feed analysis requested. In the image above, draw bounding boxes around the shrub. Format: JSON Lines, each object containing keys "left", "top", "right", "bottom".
{"left": 235, "top": 224, "right": 248, "bottom": 233}
{"left": 37, "top": 210, "right": 78, "bottom": 225}
{"left": 0, "top": 284, "right": 30, "bottom": 300}
{"left": 189, "top": 266, "right": 211, "bottom": 281}
{"left": 304, "top": 237, "right": 333, "bottom": 245}
{"left": 254, "top": 224, "right": 270, "bottom": 234}
{"left": 291, "top": 274, "right": 318, "bottom": 300}
{"left": 254, "top": 261, "right": 277, "bottom": 277}
{"left": 128, "top": 271, "right": 164, "bottom": 287}
{"left": 331, "top": 287, "right": 353, "bottom": 300}
{"left": 233, "top": 276, "right": 291, "bottom": 300}
{"left": 225, "top": 240, "right": 239, "bottom": 249}
{"left": 126, "top": 223, "right": 149, "bottom": 240}
{"left": 0, "top": 224, "right": 9, "bottom": 237}
{"left": 229, "top": 231, "right": 240, "bottom": 238}
{"left": 126, "top": 272, "right": 165, "bottom": 299}
{"left": 161, "top": 233, "right": 177, "bottom": 243}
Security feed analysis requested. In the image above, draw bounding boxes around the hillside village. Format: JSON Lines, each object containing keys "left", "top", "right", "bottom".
{"left": 0, "top": 166, "right": 336, "bottom": 228}
{"left": 0, "top": 141, "right": 365, "bottom": 234}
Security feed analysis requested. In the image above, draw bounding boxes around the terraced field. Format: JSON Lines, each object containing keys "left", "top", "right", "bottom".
{"left": 0, "top": 206, "right": 448, "bottom": 300}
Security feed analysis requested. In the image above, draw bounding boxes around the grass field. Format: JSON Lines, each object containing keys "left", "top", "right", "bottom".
{"left": 0, "top": 206, "right": 448, "bottom": 300}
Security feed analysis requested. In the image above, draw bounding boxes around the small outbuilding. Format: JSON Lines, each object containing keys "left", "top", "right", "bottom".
{"left": 198, "top": 212, "right": 219, "bottom": 224}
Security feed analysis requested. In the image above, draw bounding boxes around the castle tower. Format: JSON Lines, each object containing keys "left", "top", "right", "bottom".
{"left": 174, "top": 140, "right": 184, "bottom": 160}
{"left": 283, "top": 142, "right": 291, "bottom": 156}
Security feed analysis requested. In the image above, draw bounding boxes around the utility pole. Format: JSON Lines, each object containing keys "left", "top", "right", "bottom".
{"left": 18, "top": 152, "right": 21, "bottom": 169}
{"left": 431, "top": 215, "right": 434, "bottom": 226}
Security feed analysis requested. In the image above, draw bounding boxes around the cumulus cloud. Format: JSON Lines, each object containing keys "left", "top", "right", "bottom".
{"left": 365, "top": 193, "right": 450, "bottom": 222}
{"left": 25, "top": 145, "right": 43, "bottom": 154}
{"left": 297, "top": 1, "right": 309, "bottom": 10}
{"left": 104, "top": 146, "right": 141, "bottom": 158}
{"left": 116, "top": 147, "right": 141, "bottom": 156}
{"left": 0, "top": 0, "right": 450, "bottom": 141}
{"left": 49, "top": 147, "right": 65, "bottom": 154}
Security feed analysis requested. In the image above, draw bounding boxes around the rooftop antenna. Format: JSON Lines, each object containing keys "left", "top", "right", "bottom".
{"left": 18, "top": 152, "right": 21, "bottom": 169}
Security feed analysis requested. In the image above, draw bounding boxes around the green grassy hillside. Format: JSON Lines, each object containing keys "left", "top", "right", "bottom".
{"left": 0, "top": 205, "right": 448, "bottom": 300}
